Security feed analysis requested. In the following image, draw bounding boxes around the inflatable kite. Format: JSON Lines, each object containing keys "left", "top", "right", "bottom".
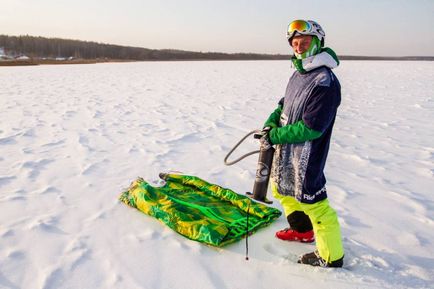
{"left": 119, "top": 173, "right": 281, "bottom": 247}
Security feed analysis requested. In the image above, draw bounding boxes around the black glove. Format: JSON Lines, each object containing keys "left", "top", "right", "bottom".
{"left": 259, "top": 127, "right": 273, "bottom": 150}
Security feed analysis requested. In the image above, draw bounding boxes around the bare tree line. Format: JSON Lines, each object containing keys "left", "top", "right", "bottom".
{"left": 0, "top": 35, "right": 289, "bottom": 61}
{"left": 1, "top": 35, "right": 432, "bottom": 61}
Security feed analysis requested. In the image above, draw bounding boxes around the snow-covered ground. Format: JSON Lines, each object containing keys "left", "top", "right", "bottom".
{"left": 1, "top": 60, "right": 433, "bottom": 289}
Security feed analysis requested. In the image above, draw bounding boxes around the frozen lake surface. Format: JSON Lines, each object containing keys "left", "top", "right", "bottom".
{"left": 1, "top": 60, "right": 433, "bottom": 289}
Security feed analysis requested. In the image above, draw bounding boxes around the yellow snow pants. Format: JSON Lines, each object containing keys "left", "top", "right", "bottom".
{"left": 272, "top": 183, "right": 344, "bottom": 263}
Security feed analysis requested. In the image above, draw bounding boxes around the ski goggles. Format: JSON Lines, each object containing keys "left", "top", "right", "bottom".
{"left": 286, "top": 20, "right": 312, "bottom": 39}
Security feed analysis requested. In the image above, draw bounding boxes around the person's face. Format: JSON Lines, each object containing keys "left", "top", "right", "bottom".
{"left": 291, "top": 35, "right": 313, "bottom": 54}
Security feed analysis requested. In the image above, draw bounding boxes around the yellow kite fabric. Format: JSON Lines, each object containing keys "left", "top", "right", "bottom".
{"left": 119, "top": 173, "right": 281, "bottom": 247}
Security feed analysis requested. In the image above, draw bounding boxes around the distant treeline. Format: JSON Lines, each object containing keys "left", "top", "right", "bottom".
{"left": 340, "top": 55, "right": 434, "bottom": 61}
{"left": 0, "top": 35, "right": 288, "bottom": 61}
{"left": 1, "top": 34, "right": 433, "bottom": 61}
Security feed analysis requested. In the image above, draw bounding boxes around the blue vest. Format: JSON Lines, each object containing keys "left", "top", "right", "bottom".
{"left": 271, "top": 66, "right": 341, "bottom": 204}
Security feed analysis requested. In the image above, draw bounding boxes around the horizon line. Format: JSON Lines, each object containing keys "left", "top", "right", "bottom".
{"left": 1, "top": 33, "right": 434, "bottom": 59}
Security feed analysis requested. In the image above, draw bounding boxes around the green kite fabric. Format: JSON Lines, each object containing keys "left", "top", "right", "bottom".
{"left": 119, "top": 173, "right": 281, "bottom": 247}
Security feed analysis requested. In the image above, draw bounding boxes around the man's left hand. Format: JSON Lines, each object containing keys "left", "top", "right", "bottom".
{"left": 260, "top": 127, "right": 273, "bottom": 150}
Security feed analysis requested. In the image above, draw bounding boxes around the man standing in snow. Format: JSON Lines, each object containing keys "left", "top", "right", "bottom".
{"left": 262, "top": 19, "right": 344, "bottom": 267}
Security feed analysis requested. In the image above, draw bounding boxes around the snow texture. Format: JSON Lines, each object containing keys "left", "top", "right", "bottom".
{"left": 0, "top": 60, "right": 433, "bottom": 289}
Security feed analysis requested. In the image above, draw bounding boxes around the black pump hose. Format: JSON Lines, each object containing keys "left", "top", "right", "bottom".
{"left": 223, "top": 129, "right": 262, "bottom": 166}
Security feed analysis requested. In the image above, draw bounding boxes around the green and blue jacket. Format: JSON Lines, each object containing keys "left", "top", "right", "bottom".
{"left": 264, "top": 48, "right": 341, "bottom": 204}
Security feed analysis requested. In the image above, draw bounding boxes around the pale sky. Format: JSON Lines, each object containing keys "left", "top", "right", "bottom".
{"left": 1, "top": 0, "right": 433, "bottom": 56}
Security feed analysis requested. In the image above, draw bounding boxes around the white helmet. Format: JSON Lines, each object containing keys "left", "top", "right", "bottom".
{"left": 286, "top": 20, "right": 325, "bottom": 46}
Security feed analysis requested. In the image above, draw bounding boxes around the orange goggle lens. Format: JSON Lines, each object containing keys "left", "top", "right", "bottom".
{"left": 287, "top": 20, "right": 311, "bottom": 34}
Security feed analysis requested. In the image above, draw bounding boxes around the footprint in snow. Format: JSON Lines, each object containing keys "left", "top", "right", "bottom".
{"left": 81, "top": 159, "right": 110, "bottom": 176}
{"left": 63, "top": 110, "right": 77, "bottom": 119}
{"left": 41, "top": 139, "right": 65, "bottom": 148}
{"left": 0, "top": 135, "right": 17, "bottom": 145}
{"left": 7, "top": 250, "right": 25, "bottom": 260}
{"left": 139, "top": 230, "right": 161, "bottom": 241}
{"left": 0, "top": 228, "right": 15, "bottom": 238}
{"left": 38, "top": 186, "right": 61, "bottom": 195}
{"left": 263, "top": 243, "right": 299, "bottom": 262}
{"left": 27, "top": 215, "right": 66, "bottom": 235}
{"left": 0, "top": 176, "right": 16, "bottom": 188}
{"left": 21, "top": 159, "right": 54, "bottom": 180}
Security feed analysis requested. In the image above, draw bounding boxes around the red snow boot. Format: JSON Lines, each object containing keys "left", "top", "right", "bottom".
{"left": 275, "top": 228, "right": 314, "bottom": 243}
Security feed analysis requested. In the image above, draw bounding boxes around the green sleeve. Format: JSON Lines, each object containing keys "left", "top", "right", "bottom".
{"left": 269, "top": 120, "right": 322, "bottom": 144}
{"left": 263, "top": 105, "right": 282, "bottom": 128}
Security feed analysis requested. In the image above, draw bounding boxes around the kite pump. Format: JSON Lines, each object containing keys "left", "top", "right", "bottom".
{"left": 224, "top": 130, "right": 274, "bottom": 204}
